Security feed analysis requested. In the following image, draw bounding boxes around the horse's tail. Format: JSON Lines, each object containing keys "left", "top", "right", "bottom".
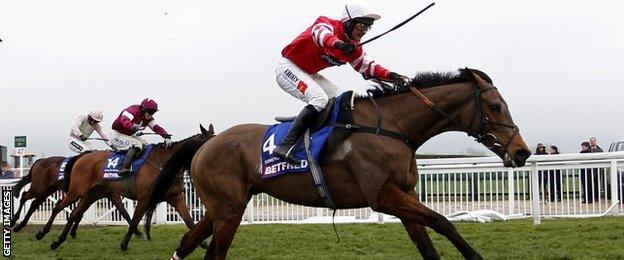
{"left": 144, "top": 124, "right": 214, "bottom": 240}
{"left": 12, "top": 159, "right": 39, "bottom": 198}
{"left": 62, "top": 151, "right": 91, "bottom": 193}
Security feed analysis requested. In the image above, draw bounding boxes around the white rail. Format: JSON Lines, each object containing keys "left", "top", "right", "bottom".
{"left": 5, "top": 151, "right": 623, "bottom": 226}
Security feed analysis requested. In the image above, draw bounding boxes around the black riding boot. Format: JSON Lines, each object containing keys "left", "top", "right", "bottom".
{"left": 118, "top": 147, "right": 140, "bottom": 177}
{"left": 273, "top": 105, "right": 319, "bottom": 164}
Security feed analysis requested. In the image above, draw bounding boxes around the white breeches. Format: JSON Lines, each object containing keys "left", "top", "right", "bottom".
{"left": 110, "top": 131, "right": 147, "bottom": 150}
{"left": 275, "top": 57, "right": 340, "bottom": 112}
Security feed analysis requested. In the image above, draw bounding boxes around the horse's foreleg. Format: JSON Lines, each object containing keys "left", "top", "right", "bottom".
{"left": 119, "top": 200, "right": 148, "bottom": 251}
{"left": 68, "top": 214, "right": 83, "bottom": 239}
{"left": 400, "top": 191, "right": 439, "bottom": 259}
{"left": 36, "top": 194, "right": 79, "bottom": 240}
{"left": 168, "top": 193, "right": 195, "bottom": 230}
{"left": 171, "top": 217, "right": 214, "bottom": 260}
{"left": 377, "top": 184, "right": 481, "bottom": 260}
{"left": 109, "top": 194, "right": 144, "bottom": 239}
{"left": 50, "top": 191, "right": 100, "bottom": 250}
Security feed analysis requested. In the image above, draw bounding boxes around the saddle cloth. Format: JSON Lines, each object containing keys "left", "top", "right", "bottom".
{"left": 260, "top": 91, "right": 353, "bottom": 179}
{"left": 102, "top": 144, "right": 154, "bottom": 180}
{"left": 57, "top": 157, "right": 72, "bottom": 181}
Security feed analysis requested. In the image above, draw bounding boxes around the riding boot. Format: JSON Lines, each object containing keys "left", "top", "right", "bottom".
{"left": 118, "top": 147, "right": 140, "bottom": 177}
{"left": 273, "top": 105, "right": 319, "bottom": 165}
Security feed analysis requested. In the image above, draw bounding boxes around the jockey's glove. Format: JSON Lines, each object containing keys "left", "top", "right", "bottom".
{"left": 388, "top": 72, "right": 409, "bottom": 88}
{"left": 79, "top": 135, "right": 88, "bottom": 141}
{"left": 334, "top": 41, "right": 356, "bottom": 55}
{"left": 164, "top": 138, "right": 172, "bottom": 147}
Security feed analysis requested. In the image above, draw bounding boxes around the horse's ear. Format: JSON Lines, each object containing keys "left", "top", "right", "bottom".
{"left": 199, "top": 124, "right": 215, "bottom": 137}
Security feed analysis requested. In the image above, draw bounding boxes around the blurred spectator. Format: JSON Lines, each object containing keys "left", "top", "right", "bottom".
{"left": 580, "top": 142, "right": 599, "bottom": 203}
{"left": 547, "top": 145, "right": 562, "bottom": 202}
{"left": 1, "top": 161, "right": 14, "bottom": 178}
{"left": 589, "top": 137, "right": 603, "bottom": 152}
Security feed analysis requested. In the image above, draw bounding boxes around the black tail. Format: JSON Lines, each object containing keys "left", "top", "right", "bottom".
{"left": 62, "top": 151, "right": 91, "bottom": 193}
{"left": 12, "top": 161, "right": 37, "bottom": 198}
{"left": 144, "top": 124, "right": 214, "bottom": 240}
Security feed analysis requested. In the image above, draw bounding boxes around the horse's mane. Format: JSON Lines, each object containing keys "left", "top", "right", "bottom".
{"left": 362, "top": 68, "right": 493, "bottom": 99}
{"left": 153, "top": 133, "right": 202, "bottom": 148}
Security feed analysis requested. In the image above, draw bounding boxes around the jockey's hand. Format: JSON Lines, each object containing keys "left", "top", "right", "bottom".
{"left": 79, "top": 135, "right": 88, "bottom": 141}
{"left": 334, "top": 41, "right": 356, "bottom": 55}
{"left": 132, "top": 125, "right": 143, "bottom": 132}
{"left": 164, "top": 137, "right": 172, "bottom": 148}
{"left": 388, "top": 72, "right": 409, "bottom": 88}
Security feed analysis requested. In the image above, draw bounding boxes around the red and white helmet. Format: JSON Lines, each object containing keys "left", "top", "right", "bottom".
{"left": 140, "top": 98, "right": 159, "bottom": 112}
{"left": 341, "top": 1, "right": 381, "bottom": 22}
{"left": 88, "top": 109, "right": 104, "bottom": 122}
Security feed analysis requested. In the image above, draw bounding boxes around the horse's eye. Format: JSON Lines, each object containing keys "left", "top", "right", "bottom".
{"left": 489, "top": 104, "right": 502, "bottom": 113}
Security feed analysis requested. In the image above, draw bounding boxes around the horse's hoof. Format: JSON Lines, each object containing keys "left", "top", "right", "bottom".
{"left": 36, "top": 231, "right": 45, "bottom": 240}
{"left": 50, "top": 241, "right": 60, "bottom": 251}
{"left": 70, "top": 233, "right": 77, "bottom": 239}
{"left": 137, "top": 234, "right": 147, "bottom": 240}
{"left": 120, "top": 243, "right": 128, "bottom": 251}
{"left": 13, "top": 225, "right": 23, "bottom": 233}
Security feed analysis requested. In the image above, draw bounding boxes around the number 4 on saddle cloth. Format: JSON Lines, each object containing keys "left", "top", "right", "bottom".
{"left": 57, "top": 145, "right": 155, "bottom": 181}
{"left": 261, "top": 91, "right": 354, "bottom": 179}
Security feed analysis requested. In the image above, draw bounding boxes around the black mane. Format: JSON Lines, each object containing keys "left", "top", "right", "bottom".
{"left": 362, "top": 68, "right": 493, "bottom": 99}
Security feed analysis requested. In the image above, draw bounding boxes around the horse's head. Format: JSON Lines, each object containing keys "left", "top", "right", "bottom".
{"left": 458, "top": 68, "right": 531, "bottom": 167}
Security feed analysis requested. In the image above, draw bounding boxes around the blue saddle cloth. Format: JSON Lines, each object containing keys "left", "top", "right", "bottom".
{"left": 260, "top": 92, "right": 350, "bottom": 179}
{"left": 58, "top": 157, "right": 72, "bottom": 181}
{"left": 102, "top": 145, "right": 154, "bottom": 180}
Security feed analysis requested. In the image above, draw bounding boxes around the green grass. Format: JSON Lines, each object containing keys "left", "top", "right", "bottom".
{"left": 11, "top": 217, "right": 624, "bottom": 259}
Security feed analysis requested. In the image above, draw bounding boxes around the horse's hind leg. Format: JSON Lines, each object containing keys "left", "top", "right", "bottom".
{"left": 207, "top": 217, "right": 243, "bottom": 260}
{"left": 15, "top": 186, "right": 58, "bottom": 232}
{"left": 377, "top": 184, "right": 481, "bottom": 260}
{"left": 171, "top": 217, "right": 214, "bottom": 259}
{"left": 10, "top": 191, "right": 30, "bottom": 227}
{"left": 50, "top": 190, "right": 101, "bottom": 250}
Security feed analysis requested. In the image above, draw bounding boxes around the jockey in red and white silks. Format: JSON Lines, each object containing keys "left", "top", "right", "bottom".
{"left": 273, "top": 1, "right": 408, "bottom": 164}
{"left": 69, "top": 109, "right": 110, "bottom": 154}
{"left": 111, "top": 98, "right": 171, "bottom": 175}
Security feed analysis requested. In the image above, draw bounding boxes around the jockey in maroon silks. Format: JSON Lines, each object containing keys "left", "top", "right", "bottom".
{"left": 111, "top": 98, "right": 171, "bottom": 176}
{"left": 273, "top": 1, "right": 408, "bottom": 164}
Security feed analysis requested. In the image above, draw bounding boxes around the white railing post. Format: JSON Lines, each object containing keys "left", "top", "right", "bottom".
{"left": 316, "top": 207, "right": 323, "bottom": 217}
{"left": 84, "top": 202, "right": 96, "bottom": 225}
{"left": 155, "top": 203, "right": 167, "bottom": 225}
{"left": 610, "top": 160, "right": 619, "bottom": 214}
{"left": 245, "top": 198, "right": 255, "bottom": 223}
{"left": 507, "top": 168, "right": 515, "bottom": 215}
{"left": 531, "top": 161, "right": 541, "bottom": 225}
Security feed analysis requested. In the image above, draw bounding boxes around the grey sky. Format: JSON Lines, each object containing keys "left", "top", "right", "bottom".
{"left": 1, "top": 0, "right": 623, "bottom": 159}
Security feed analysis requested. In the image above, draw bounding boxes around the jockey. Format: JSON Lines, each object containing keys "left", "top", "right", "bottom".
{"left": 274, "top": 1, "right": 408, "bottom": 164}
{"left": 111, "top": 98, "right": 171, "bottom": 175}
{"left": 69, "top": 109, "right": 110, "bottom": 154}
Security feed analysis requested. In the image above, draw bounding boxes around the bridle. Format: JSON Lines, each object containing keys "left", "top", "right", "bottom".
{"left": 408, "top": 68, "right": 519, "bottom": 152}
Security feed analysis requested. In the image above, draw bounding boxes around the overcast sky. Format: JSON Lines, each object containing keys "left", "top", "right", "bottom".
{"left": 1, "top": 0, "right": 623, "bottom": 159}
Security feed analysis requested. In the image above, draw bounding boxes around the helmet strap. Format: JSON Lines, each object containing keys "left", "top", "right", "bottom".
{"left": 343, "top": 5, "right": 355, "bottom": 40}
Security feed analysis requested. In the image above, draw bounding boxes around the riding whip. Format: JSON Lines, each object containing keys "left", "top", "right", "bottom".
{"left": 359, "top": 2, "right": 435, "bottom": 46}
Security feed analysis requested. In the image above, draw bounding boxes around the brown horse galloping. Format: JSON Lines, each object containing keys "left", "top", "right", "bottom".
{"left": 37, "top": 124, "right": 214, "bottom": 251}
{"left": 149, "top": 69, "right": 531, "bottom": 259}
{"left": 12, "top": 156, "right": 142, "bottom": 239}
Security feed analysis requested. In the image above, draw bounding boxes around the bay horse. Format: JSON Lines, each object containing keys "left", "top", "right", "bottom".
{"left": 37, "top": 124, "right": 214, "bottom": 251}
{"left": 149, "top": 68, "right": 531, "bottom": 259}
{"left": 12, "top": 156, "right": 143, "bottom": 240}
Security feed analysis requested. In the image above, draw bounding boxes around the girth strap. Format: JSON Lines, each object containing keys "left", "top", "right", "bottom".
{"left": 333, "top": 123, "right": 419, "bottom": 151}
{"left": 303, "top": 130, "right": 336, "bottom": 209}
